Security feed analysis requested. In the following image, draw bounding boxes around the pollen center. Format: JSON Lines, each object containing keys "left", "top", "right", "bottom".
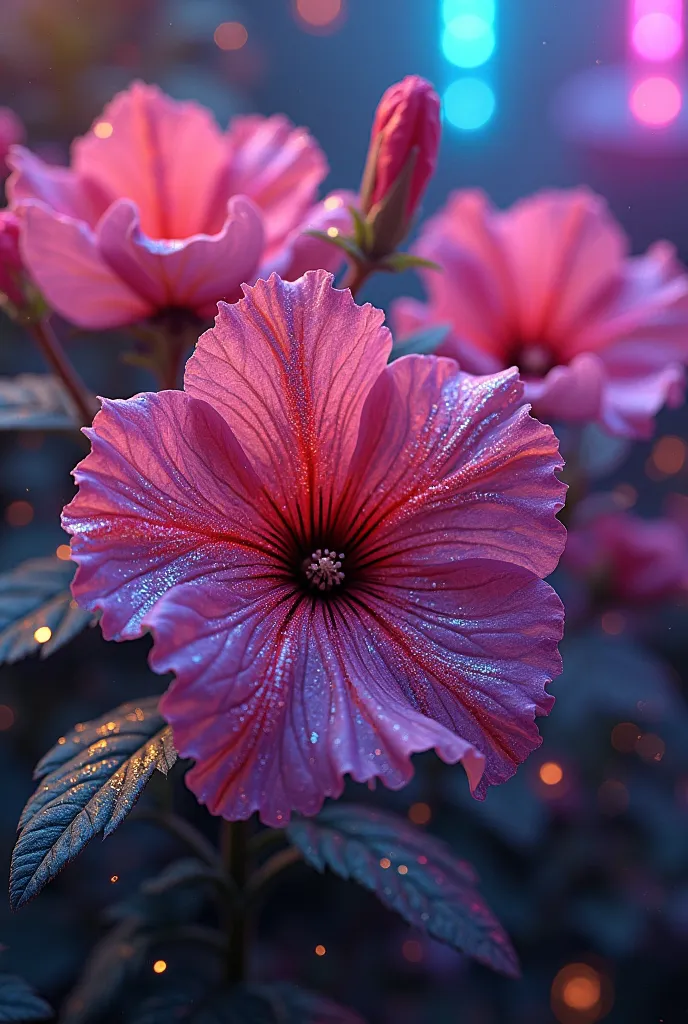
{"left": 305, "top": 549, "right": 345, "bottom": 592}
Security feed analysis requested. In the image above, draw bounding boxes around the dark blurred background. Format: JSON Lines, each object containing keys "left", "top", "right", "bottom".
{"left": 2, "top": 2, "right": 688, "bottom": 1022}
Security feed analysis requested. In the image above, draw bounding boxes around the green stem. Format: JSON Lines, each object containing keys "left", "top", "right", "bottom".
{"left": 221, "top": 819, "right": 250, "bottom": 983}
{"left": 342, "top": 261, "right": 374, "bottom": 299}
{"left": 27, "top": 318, "right": 98, "bottom": 428}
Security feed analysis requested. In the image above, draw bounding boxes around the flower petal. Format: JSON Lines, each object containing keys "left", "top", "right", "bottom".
{"left": 18, "top": 201, "right": 152, "bottom": 329}
{"left": 154, "top": 582, "right": 482, "bottom": 825}
{"left": 72, "top": 82, "right": 230, "bottom": 239}
{"left": 601, "top": 363, "right": 685, "bottom": 439}
{"left": 261, "top": 191, "right": 355, "bottom": 280}
{"left": 61, "top": 390, "right": 273, "bottom": 641}
{"left": 524, "top": 352, "right": 606, "bottom": 425}
{"left": 7, "top": 146, "right": 110, "bottom": 226}
{"left": 185, "top": 271, "right": 392, "bottom": 535}
{"left": 225, "top": 114, "right": 328, "bottom": 254}
{"left": 96, "top": 196, "right": 264, "bottom": 315}
{"left": 339, "top": 356, "right": 566, "bottom": 578}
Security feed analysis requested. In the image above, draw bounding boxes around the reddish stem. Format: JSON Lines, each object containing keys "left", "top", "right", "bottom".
{"left": 28, "top": 319, "right": 98, "bottom": 428}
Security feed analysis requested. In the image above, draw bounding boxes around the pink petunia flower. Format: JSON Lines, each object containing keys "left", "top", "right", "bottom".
{"left": 62, "top": 270, "right": 566, "bottom": 826}
{"left": 564, "top": 510, "right": 688, "bottom": 605}
{"left": 7, "top": 82, "right": 351, "bottom": 330}
{"left": 393, "top": 189, "right": 688, "bottom": 439}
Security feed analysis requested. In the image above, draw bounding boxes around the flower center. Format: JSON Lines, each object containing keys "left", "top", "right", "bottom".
{"left": 304, "top": 549, "right": 345, "bottom": 592}
{"left": 515, "top": 342, "right": 554, "bottom": 378}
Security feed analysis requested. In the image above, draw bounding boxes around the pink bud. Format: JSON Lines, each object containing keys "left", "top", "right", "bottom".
{"left": 362, "top": 76, "right": 441, "bottom": 220}
{"left": 0, "top": 210, "right": 27, "bottom": 310}
{"left": 0, "top": 107, "right": 25, "bottom": 178}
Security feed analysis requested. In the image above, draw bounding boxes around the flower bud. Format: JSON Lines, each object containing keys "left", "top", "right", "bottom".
{"left": 0, "top": 107, "right": 25, "bottom": 177}
{"left": 0, "top": 210, "right": 44, "bottom": 320}
{"left": 360, "top": 76, "right": 441, "bottom": 225}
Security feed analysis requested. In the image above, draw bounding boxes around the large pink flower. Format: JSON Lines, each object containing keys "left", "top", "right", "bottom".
{"left": 394, "top": 189, "right": 688, "bottom": 439}
{"left": 8, "top": 82, "right": 350, "bottom": 330}
{"left": 62, "top": 270, "right": 566, "bottom": 825}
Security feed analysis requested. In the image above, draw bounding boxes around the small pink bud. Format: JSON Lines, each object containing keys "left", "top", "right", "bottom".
{"left": 0, "top": 107, "right": 25, "bottom": 178}
{"left": 361, "top": 76, "right": 441, "bottom": 221}
{"left": 0, "top": 211, "right": 26, "bottom": 309}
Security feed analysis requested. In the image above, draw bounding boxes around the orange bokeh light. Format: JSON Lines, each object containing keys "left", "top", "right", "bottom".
{"left": 552, "top": 962, "right": 609, "bottom": 1023}
{"left": 152, "top": 960, "right": 167, "bottom": 974}
{"left": 652, "top": 435, "right": 686, "bottom": 476}
{"left": 93, "top": 121, "right": 113, "bottom": 139}
{"left": 56, "top": 544, "right": 72, "bottom": 561}
{"left": 6, "top": 500, "right": 33, "bottom": 527}
{"left": 295, "top": 0, "right": 343, "bottom": 29}
{"left": 611, "top": 722, "right": 641, "bottom": 753}
{"left": 214, "top": 22, "right": 249, "bottom": 51}
{"left": 315, "top": 944, "right": 326, "bottom": 956}
{"left": 408, "top": 802, "right": 432, "bottom": 825}
{"left": 540, "top": 761, "right": 564, "bottom": 786}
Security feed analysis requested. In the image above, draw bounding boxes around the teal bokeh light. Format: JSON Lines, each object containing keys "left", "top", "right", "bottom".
{"left": 442, "top": 0, "right": 496, "bottom": 23}
{"left": 442, "top": 16, "right": 496, "bottom": 67}
{"left": 443, "top": 78, "right": 496, "bottom": 130}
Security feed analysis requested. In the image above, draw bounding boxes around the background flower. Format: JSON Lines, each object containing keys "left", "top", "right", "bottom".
{"left": 8, "top": 82, "right": 351, "bottom": 330}
{"left": 393, "top": 188, "right": 688, "bottom": 438}
{"left": 62, "top": 270, "right": 566, "bottom": 825}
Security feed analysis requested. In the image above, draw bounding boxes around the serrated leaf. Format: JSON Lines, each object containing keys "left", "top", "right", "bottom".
{"left": 389, "top": 323, "right": 451, "bottom": 362}
{"left": 59, "top": 920, "right": 147, "bottom": 1024}
{"left": 0, "top": 556, "right": 94, "bottom": 665}
{"left": 131, "top": 983, "right": 364, "bottom": 1024}
{"left": 11, "top": 699, "right": 177, "bottom": 909}
{"left": 287, "top": 804, "right": 519, "bottom": 978}
{"left": 0, "top": 374, "right": 77, "bottom": 430}
{"left": 0, "top": 974, "right": 52, "bottom": 1022}
{"left": 140, "top": 858, "right": 224, "bottom": 896}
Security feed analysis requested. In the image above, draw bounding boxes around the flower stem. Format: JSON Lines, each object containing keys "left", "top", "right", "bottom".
{"left": 342, "top": 261, "right": 374, "bottom": 299}
{"left": 221, "top": 819, "right": 250, "bottom": 984}
{"left": 28, "top": 318, "right": 98, "bottom": 428}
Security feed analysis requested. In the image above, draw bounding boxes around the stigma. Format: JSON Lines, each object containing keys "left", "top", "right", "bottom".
{"left": 305, "top": 549, "right": 345, "bottom": 591}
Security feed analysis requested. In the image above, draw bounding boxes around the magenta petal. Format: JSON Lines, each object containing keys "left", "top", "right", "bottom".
{"left": 185, "top": 271, "right": 392, "bottom": 515}
{"left": 19, "top": 201, "right": 152, "bottom": 329}
{"left": 357, "top": 559, "right": 564, "bottom": 795}
{"left": 97, "top": 196, "right": 264, "bottom": 314}
{"left": 154, "top": 584, "right": 482, "bottom": 825}
{"left": 601, "top": 363, "right": 685, "bottom": 439}
{"left": 524, "top": 352, "right": 606, "bottom": 424}
{"left": 7, "top": 146, "right": 110, "bottom": 226}
{"left": 341, "top": 356, "right": 566, "bottom": 578}
{"left": 262, "top": 191, "right": 356, "bottom": 280}
{"left": 61, "top": 389, "right": 270, "bottom": 641}
{"left": 73, "top": 82, "right": 230, "bottom": 239}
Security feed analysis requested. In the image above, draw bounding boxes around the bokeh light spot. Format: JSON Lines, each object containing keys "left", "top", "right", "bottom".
{"left": 652, "top": 435, "right": 686, "bottom": 475}
{"left": 552, "top": 962, "right": 606, "bottom": 1022}
{"left": 636, "top": 732, "right": 666, "bottom": 762}
{"left": 443, "top": 17, "right": 496, "bottom": 67}
{"left": 402, "top": 939, "right": 423, "bottom": 962}
{"left": 632, "top": 13, "right": 682, "bottom": 61}
{"left": 6, "top": 500, "right": 33, "bottom": 527}
{"left": 540, "top": 761, "right": 564, "bottom": 786}
{"left": 326, "top": 226, "right": 339, "bottom": 237}
{"left": 397, "top": 864, "right": 409, "bottom": 875}
{"left": 379, "top": 857, "right": 391, "bottom": 869}
{"left": 443, "top": 0, "right": 496, "bottom": 20}
{"left": 630, "top": 76, "right": 682, "bottom": 126}
{"left": 408, "top": 802, "right": 432, "bottom": 825}
{"left": 315, "top": 944, "right": 326, "bottom": 956}
{"left": 93, "top": 121, "right": 113, "bottom": 139}
{"left": 601, "top": 611, "right": 625, "bottom": 636}
{"left": 110, "top": 875, "right": 119, "bottom": 883}
{"left": 33, "top": 626, "right": 52, "bottom": 644}
{"left": 295, "top": 0, "right": 343, "bottom": 29}
{"left": 612, "top": 483, "right": 637, "bottom": 509}
{"left": 324, "top": 196, "right": 343, "bottom": 210}
{"left": 611, "top": 722, "right": 641, "bottom": 753}
{"left": 214, "top": 22, "right": 248, "bottom": 51}
{"left": 56, "top": 544, "right": 72, "bottom": 561}
{"left": 153, "top": 960, "right": 167, "bottom": 974}
{"left": 443, "top": 78, "right": 496, "bottom": 129}
{"left": 0, "top": 705, "right": 15, "bottom": 731}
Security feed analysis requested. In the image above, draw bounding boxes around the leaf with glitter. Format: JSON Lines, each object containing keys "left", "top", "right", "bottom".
{"left": 0, "top": 972, "right": 52, "bottom": 1022}
{"left": 10, "top": 698, "right": 176, "bottom": 909}
{"left": 0, "top": 555, "right": 95, "bottom": 665}
{"left": 287, "top": 804, "right": 519, "bottom": 977}
{"left": 132, "top": 982, "right": 366, "bottom": 1024}
{"left": 0, "top": 373, "right": 77, "bottom": 430}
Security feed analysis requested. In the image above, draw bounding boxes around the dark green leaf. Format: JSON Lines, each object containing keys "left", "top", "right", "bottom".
{"left": 380, "top": 253, "right": 441, "bottom": 274}
{"left": 59, "top": 920, "right": 147, "bottom": 1024}
{"left": 141, "top": 858, "right": 225, "bottom": 896}
{"left": 0, "top": 556, "right": 94, "bottom": 665}
{"left": 11, "top": 699, "right": 177, "bottom": 909}
{"left": 0, "top": 974, "right": 52, "bottom": 1022}
{"left": 131, "top": 983, "right": 364, "bottom": 1024}
{"left": 389, "top": 323, "right": 452, "bottom": 362}
{"left": 287, "top": 804, "right": 519, "bottom": 978}
{"left": 0, "top": 374, "right": 76, "bottom": 430}
{"left": 304, "top": 230, "right": 363, "bottom": 262}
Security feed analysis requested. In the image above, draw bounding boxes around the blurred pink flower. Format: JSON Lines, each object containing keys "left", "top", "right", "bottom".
{"left": 8, "top": 82, "right": 350, "bottom": 330}
{"left": 0, "top": 106, "right": 24, "bottom": 177}
{"left": 362, "top": 75, "right": 441, "bottom": 221}
{"left": 62, "top": 270, "right": 566, "bottom": 825}
{"left": 393, "top": 189, "right": 688, "bottom": 438}
{"left": 0, "top": 210, "right": 25, "bottom": 310}
{"left": 564, "top": 510, "right": 688, "bottom": 604}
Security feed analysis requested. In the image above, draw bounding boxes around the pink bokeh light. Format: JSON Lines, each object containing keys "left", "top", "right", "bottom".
{"left": 630, "top": 76, "right": 683, "bottom": 125}
{"left": 632, "top": 12, "right": 683, "bottom": 60}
